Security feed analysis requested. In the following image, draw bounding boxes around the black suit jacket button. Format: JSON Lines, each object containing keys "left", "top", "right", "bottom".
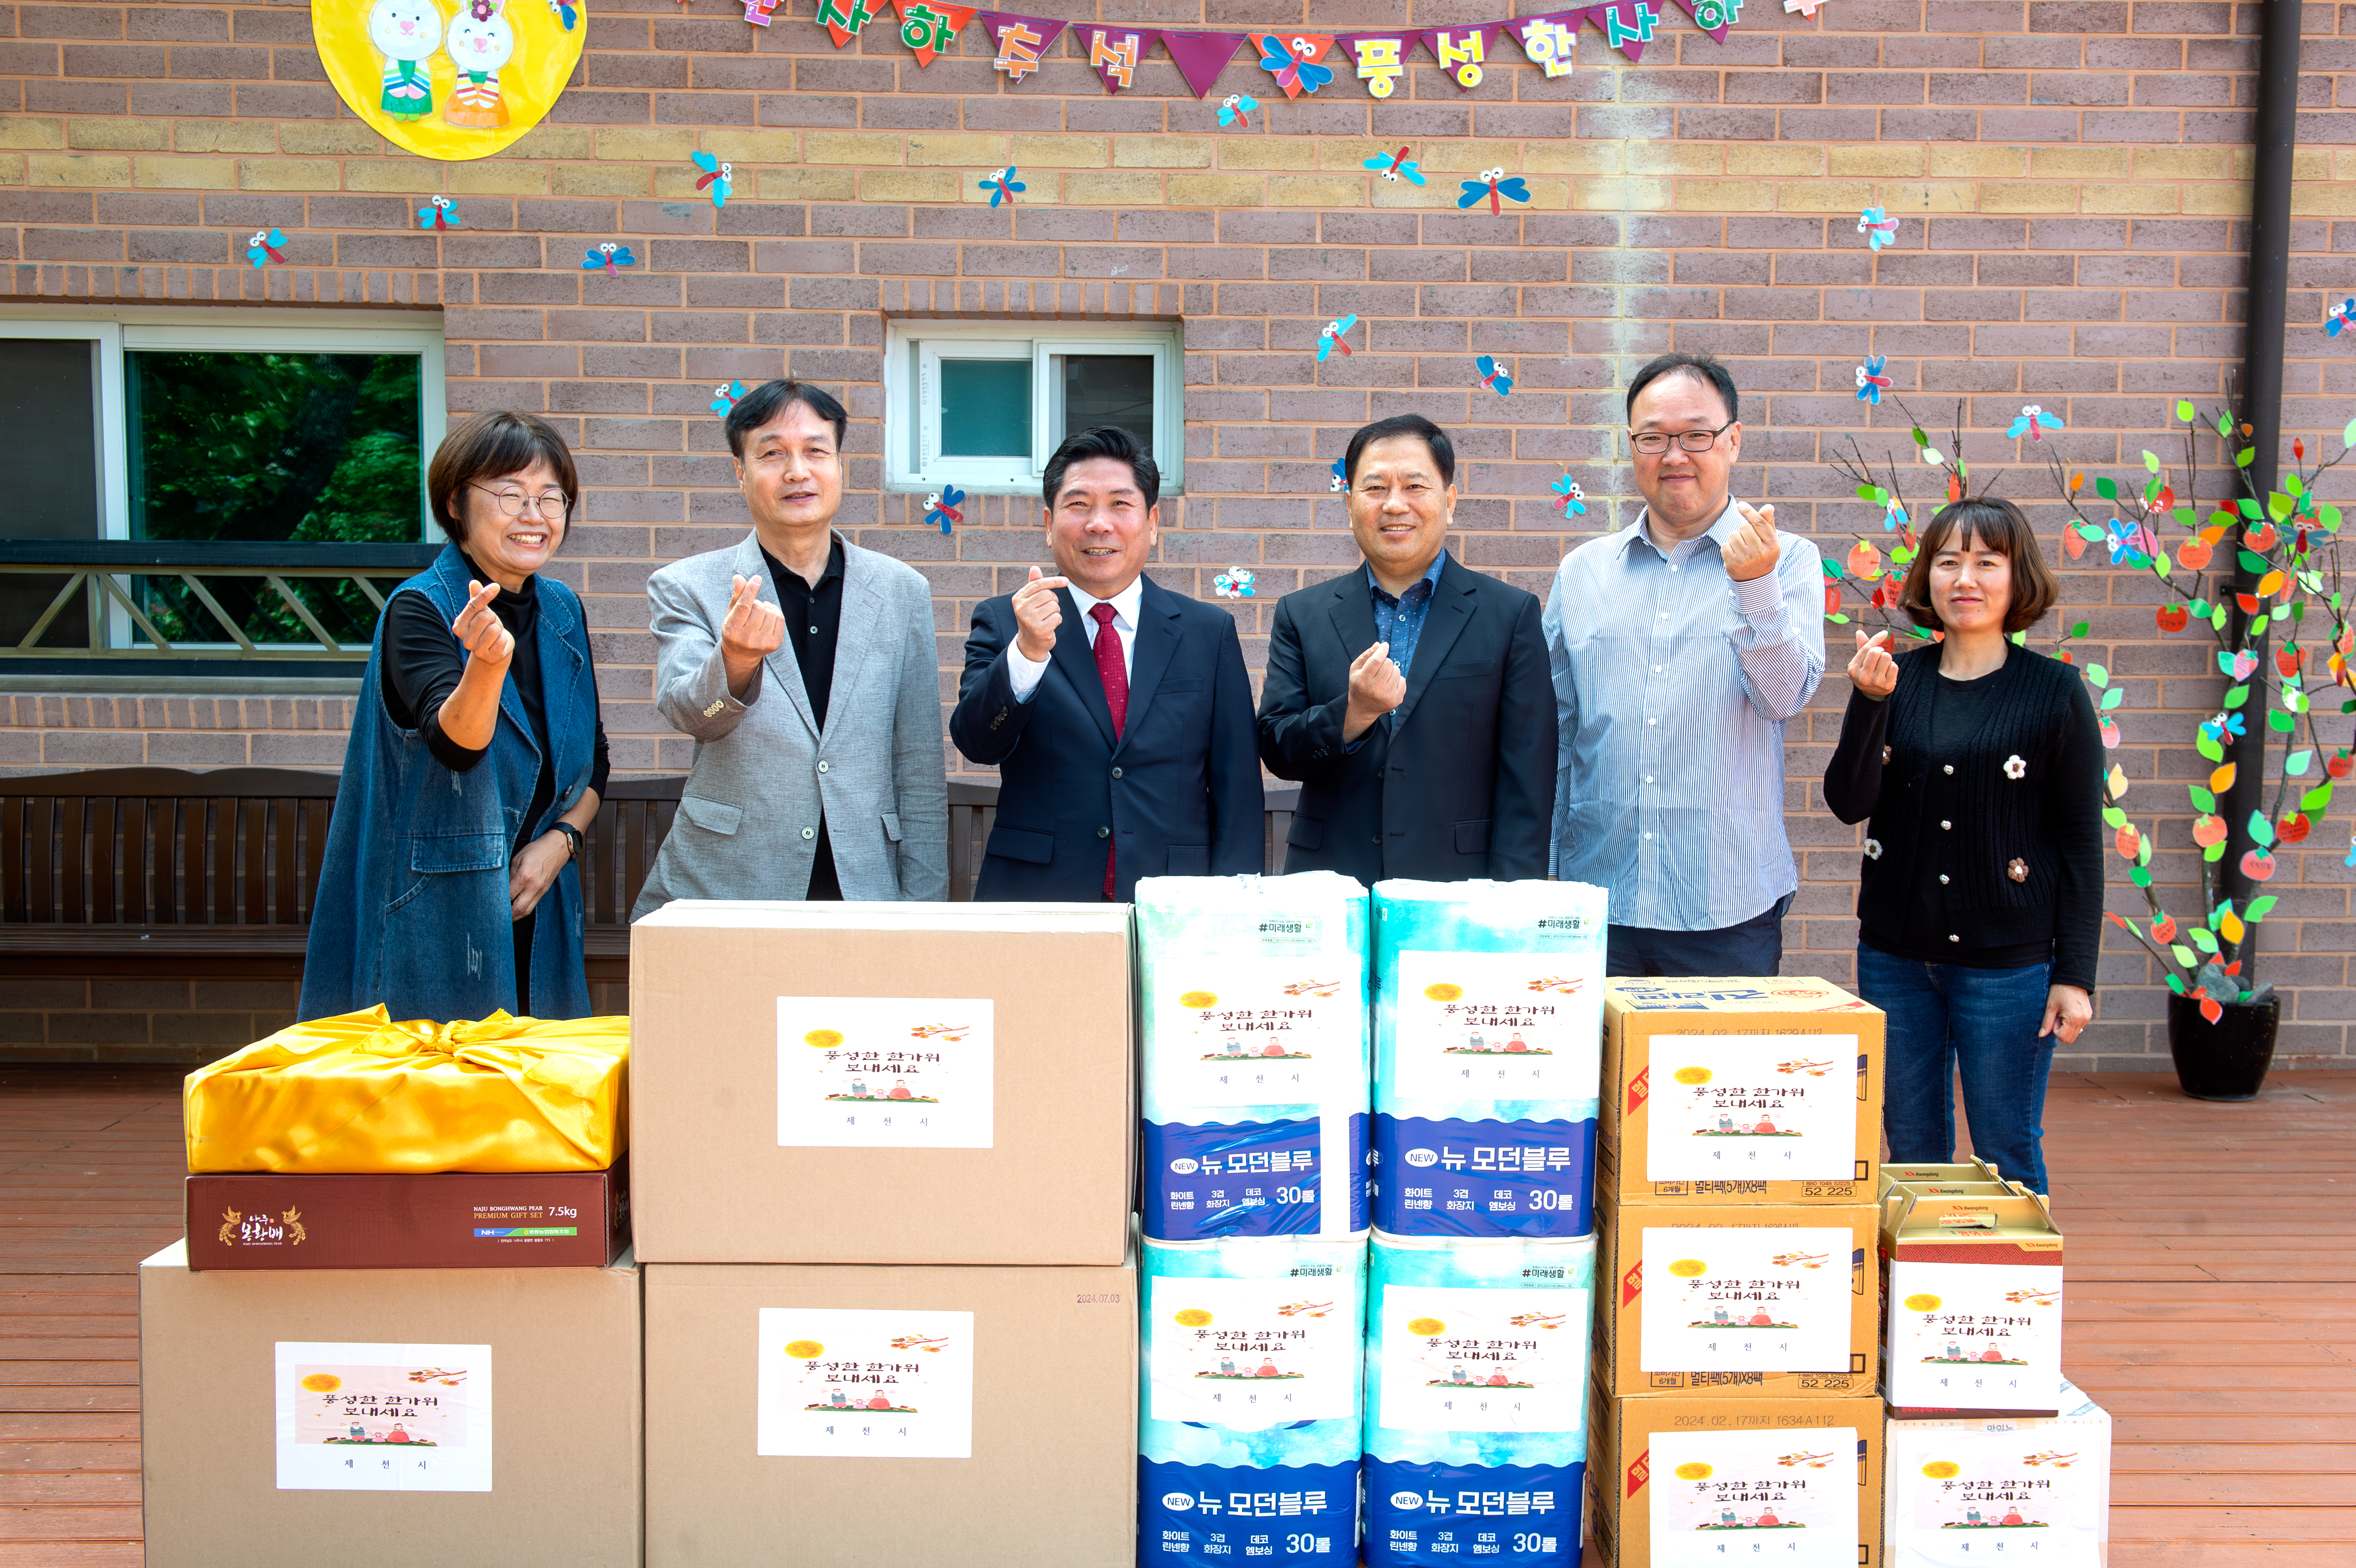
{"left": 1098, "top": 825, "right": 1111, "bottom": 839}
{"left": 1111, "top": 767, "right": 1124, "bottom": 779}
{"left": 1372, "top": 836, "right": 1382, "bottom": 846}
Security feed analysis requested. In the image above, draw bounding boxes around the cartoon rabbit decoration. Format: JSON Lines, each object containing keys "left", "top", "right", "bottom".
{"left": 368, "top": 0, "right": 444, "bottom": 121}
{"left": 442, "top": 0, "right": 515, "bottom": 129}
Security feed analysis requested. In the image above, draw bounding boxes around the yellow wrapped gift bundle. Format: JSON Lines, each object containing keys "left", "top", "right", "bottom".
{"left": 184, "top": 1008, "right": 629, "bottom": 1174}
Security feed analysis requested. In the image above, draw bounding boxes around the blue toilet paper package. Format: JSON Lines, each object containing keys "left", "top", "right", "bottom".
{"left": 1362, "top": 1229, "right": 1596, "bottom": 1568}
{"left": 1139, "top": 1235, "right": 1368, "bottom": 1566}
{"left": 1371, "top": 880, "right": 1608, "bottom": 1238}
{"left": 1138, "top": 874, "right": 1371, "bottom": 1241}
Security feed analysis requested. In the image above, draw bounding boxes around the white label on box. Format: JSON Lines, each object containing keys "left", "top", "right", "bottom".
{"left": 1886, "top": 1260, "right": 2064, "bottom": 1412}
{"left": 1152, "top": 957, "right": 1359, "bottom": 1108}
{"left": 1147, "top": 1275, "right": 1357, "bottom": 1431}
{"left": 1644, "top": 1034, "right": 1861, "bottom": 1182}
{"left": 755, "top": 1307, "right": 975, "bottom": 1459}
{"left": 1389, "top": 949, "right": 1604, "bottom": 1105}
{"left": 1649, "top": 1425, "right": 1859, "bottom": 1568}
{"left": 776, "top": 996, "right": 993, "bottom": 1149}
{"left": 1886, "top": 1423, "right": 2103, "bottom": 1567}
{"left": 274, "top": 1341, "right": 493, "bottom": 1492}
{"left": 1638, "top": 1226, "right": 1855, "bottom": 1373}
{"left": 1374, "top": 1283, "right": 1590, "bottom": 1434}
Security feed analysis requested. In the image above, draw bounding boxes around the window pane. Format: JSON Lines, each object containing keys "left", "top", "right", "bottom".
{"left": 939, "top": 358, "right": 1032, "bottom": 457}
{"left": 1063, "top": 354, "right": 1155, "bottom": 454}
{"left": 0, "top": 339, "right": 101, "bottom": 649}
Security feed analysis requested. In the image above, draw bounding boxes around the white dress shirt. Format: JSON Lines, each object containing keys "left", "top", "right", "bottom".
{"left": 1008, "top": 575, "right": 1142, "bottom": 703}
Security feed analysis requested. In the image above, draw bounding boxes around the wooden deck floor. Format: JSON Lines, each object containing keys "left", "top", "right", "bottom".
{"left": 1, "top": 1066, "right": 2350, "bottom": 1566}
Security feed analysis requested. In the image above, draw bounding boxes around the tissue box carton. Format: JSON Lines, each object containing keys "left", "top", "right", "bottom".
{"left": 184, "top": 1165, "right": 628, "bottom": 1270}
{"left": 1587, "top": 1384, "right": 1883, "bottom": 1568}
{"left": 628, "top": 901, "right": 1132, "bottom": 1265}
{"left": 139, "top": 1240, "right": 641, "bottom": 1568}
{"left": 1881, "top": 1192, "right": 2066, "bottom": 1418}
{"left": 643, "top": 1254, "right": 1135, "bottom": 1567}
{"left": 1884, "top": 1379, "right": 2111, "bottom": 1567}
{"left": 1601, "top": 977, "right": 1883, "bottom": 1206}
{"left": 1593, "top": 1200, "right": 1878, "bottom": 1399}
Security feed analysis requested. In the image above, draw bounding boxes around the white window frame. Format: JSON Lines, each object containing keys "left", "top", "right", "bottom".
{"left": 883, "top": 318, "right": 1183, "bottom": 497}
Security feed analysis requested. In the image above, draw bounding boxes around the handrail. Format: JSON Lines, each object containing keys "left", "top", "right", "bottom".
{"left": 0, "top": 544, "right": 436, "bottom": 660}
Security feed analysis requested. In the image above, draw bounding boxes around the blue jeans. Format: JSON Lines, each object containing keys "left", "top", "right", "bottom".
{"left": 1607, "top": 893, "right": 1793, "bottom": 978}
{"left": 1856, "top": 944, "right": 2057, "bottom": 1195}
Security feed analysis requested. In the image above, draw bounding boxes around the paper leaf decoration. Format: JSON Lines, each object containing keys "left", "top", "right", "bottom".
{"left": 978, "top": 166, "right": 1024, "bottom": 206}
{"left": 1162, "top": 31, "right": 1247, "bottom": 98}
{"left": 1087, "top": 26, "right": 1157, "bottom": 92}
{"left": 1364, "top": 146, "right": 1425, "bottom": 184}
{"left": 1854, "top": 355, "right": 1890, "bottom": 406}
{"left": 416, "top": 196, "right": 461, "bottom": 230}
{"left": 581, "top": 242, "right": 636, "bottom": 274}
{"left": 1419, "top": 23, "right": 1499, "bottom": 89}
{"left": 1344, "top": 33, "right": 1408, "bottom": 99}
{"left": 1476, "top": 355, "right": 1513, "bottom": 397}
{"left": 891, "top": 0, "right": 976, "bottom": 65}
{"left": 1254, "top": 32, "right": 1335, "bottom": 98}
{"left": 246, "top": 228, "right": 287, "bottom": 267}
{"left": 814, "top": 0, "right": 876, "bottom": 48}
{"left": 2007, "top": 404, "right": 2064, "bottom": 441}
{"left": 1457, "top": 167, "right": 1532, "bottom": 215}
{"left": 1508, "top": 12, "right": 1580, "bottom": 77}
{"left": 982, "top": 12, "right": 1066, "bottom": 80}
{"left": 690, "top": 151, "right": 731, "bottom": 208}
{"left": 711, "top": 380, "right": 744, "bottom": 416}
{"left": 1214, "top": 568, "right": 1256, "bottom": 599}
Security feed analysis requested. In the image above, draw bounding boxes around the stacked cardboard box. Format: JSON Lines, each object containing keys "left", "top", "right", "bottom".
{"left": 628, "top": 901, "right": 1138, "bottom": 1567}
{"left": 1589, "top": 977, "right": 1890, "bottom": 1567}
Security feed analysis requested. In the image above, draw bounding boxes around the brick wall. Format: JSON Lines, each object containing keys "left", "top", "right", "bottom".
{"left": 3, "top": 0, "right": 2354, "bottom": 1069}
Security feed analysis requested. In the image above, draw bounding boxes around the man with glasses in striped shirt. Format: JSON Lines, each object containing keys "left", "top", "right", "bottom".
{"left": 1541, "top": 352, "right": 1826, "bottom": 977}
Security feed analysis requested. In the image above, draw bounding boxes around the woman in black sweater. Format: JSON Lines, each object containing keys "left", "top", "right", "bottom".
{"left": 1824, "top": 497, "right": 2100, "bottom": 1193}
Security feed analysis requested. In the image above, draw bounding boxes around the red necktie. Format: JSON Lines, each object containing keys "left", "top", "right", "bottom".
{"left": 1091, "top": 601, "right": 1129, "bottom": 897}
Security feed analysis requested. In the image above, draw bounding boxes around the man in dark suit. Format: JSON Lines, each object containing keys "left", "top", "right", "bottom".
{"left": 1256, "top": 413, "right": 1556, "bottom": 883}
{"left": 951, "top": 425, "right": 1264, "bottom": 899}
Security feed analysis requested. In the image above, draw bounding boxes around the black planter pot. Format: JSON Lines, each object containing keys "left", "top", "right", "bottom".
{"left": 2166, "top": 991, "right": 2280, "bottom": 1102}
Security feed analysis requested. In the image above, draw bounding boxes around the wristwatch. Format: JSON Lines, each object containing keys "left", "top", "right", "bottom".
{"left": 551, "top": 821, "right": 584, "bottom": 862}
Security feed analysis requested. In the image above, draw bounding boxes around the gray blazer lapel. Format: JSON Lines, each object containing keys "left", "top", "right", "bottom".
{"left": 822, "top": 535, "right": 883, "bottom": 741}
{"left": 731, "top": 531, "right": 819, "bottom": 741}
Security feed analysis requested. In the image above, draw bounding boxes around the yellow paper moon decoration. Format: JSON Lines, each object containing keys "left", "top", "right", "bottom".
{"left": 1673, "top": 1462, "right": 1713, "bottom": 1480}
{"left": 313, "top": 0, "right": 585, "bottom": 162}
{"left": 1667, "top": 1258, "right": 1708, "bottom": 1278}
{"left": 783, "top": 1340, "right": 825, "bottom": 1359}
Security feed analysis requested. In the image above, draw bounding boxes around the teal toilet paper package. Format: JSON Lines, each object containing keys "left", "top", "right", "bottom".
{"left": 1139, "top": 1235, "right": 1367, "bottom": 1565}
{"left": 1362, "top": 1230, "right": 1596, "bottom": 1568}
{"left": 1138, "top": 874, "right": 1371, "bottom": 1241}
{"left": 1371, "top": 880, "right": 1607, "bottom": 1238}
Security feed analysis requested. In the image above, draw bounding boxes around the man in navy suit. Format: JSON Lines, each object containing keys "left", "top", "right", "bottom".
{"left": 1256, "top": 413, "right": 1556, "bottom": 884}
{"left": 951, "top": 426, "right": 1263, "bottom": 900}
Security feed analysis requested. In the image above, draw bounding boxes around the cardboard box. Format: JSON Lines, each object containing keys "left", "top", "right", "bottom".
{"left": 1587, "top": 1384, "right": 1884, "bottom": 1567}
{"left": 1877, "top": 1159, "right": 2003, "bottom": 1199}
{"left": 1594, "top": 1199, "right": 1879, "bottom": 1399}
{"left": 139, "top": 1239, "right": 641, "bottom": 1568}
{"left": 628, "top": 901, "right": 1133, "bottom": 1265}
{"left": 1601, "top": 977, "right": 1883, "bottom": 1206}
{"left": 185, "top": 1165, "right": 628, "bottom": 1270}
{"left": 643, "top": 1255, "right": 1136, "bottom": 1566}
{"left": 1884, "top": 1379, "right": 2112, "bottom": 1567}
{"left": 1881, "top": 1191, "right": 2066, "bottom": 1417}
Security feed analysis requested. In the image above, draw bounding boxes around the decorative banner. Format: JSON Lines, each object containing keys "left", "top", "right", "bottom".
{"left": 1590, "top": 0, "right": 1661, "bottom": 61}
{"left": 314, "top": 0, "right": 586, "bottom": 161}
{"left": 1162, "top": 30, "right": 1248, "bottom": 99}
{"left": 1254, "top": 31, "right": 1335, "bottom": 98}
{"left": 1666, "top": 0, "right": 1739, "bottom": 42}
{"left": 813, "top": 0, "right": 876, "bottom": 48}
{"left": 1419, "top": 22, "right": 1499, "bottom": 89}
{"left": 1342, "top": 33, "right": 1409, "bottom": 99}
{"left": 889, "top": 0, "right": 976, "bottom": 64}
{"left": 1085, "top": 24, "right": 1158, "bottom": 93}
{"left": 1507, "top": 11, "right": 1580, "bottom": 77}
{"left": 979, "top": 11, "right": 1065, "bottom": 80}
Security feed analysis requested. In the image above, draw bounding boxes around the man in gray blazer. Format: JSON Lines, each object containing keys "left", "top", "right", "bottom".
{"left": 632, "top": 380, "right": 948, "bottom": 915}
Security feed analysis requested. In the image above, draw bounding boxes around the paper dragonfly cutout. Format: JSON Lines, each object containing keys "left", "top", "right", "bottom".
{"left": 1459, "top": 167, "right": 1531, "bottom": 216}
{"left": 1551, "top": 476, "right": 1587, "bottom": 517}
{"left": 582, "top": 242, "right": 637, "bottom": 274}
{"left": 416, "top": 196, "right": 460, "bottom": 231}
{"left": 923, "top": 485, "right": 965, "bottom": 533}
{"left": 1330, "top": 456, "right": 1348, "bottom": 493}
{"left": 2108, "top": 517, "right": 2157, "bottom": 567}
{"left": 980, "top": 166, "right": 1023, "bottom": 207}
{"left": 1214, "top": 568, "right": 1256, "bottom": 599}
{"left": 1365, "top": 146, "right": 1425, "bottom": 185}
{"left": 2331, "top": 298, "right": 2354, "bottom": 338}
{"left": 1317, "top": 315, "right": 1357, "bottom": 362}
{"left": 1218, "top": 93, "right": 1257, "bottom": 129}
{"left": 1256, "top": 34, "right": 1334, "bottom": 96}
{"left": 691, "top": 152, "right": 732, "bottom": 208}
{"left": 1854, "top": 355, "right": 1891, "bottom": 406}
{"left": 1858, "top": 206, "right": 1898, "bottom": 251}
{"left": 246, "top": 229, "right": 287, "bottom": 267}
{"left": 546, "top": 0, "right": 576, "bottom": 28}
{"left": 2007, "top": 404, "right": 2064, "bottom": 441}
{"left": 1476, "top": 355, "right": 1513, "bottom": 397}
{"left": 711, "top": 381, "right": 745, "bottom": 416}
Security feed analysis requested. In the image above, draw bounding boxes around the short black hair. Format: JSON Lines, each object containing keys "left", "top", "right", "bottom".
{"left": 1044, "top": 425, "right": 1159, "bottom": 510}
{"left": 726, "top": 379, "right": 848, "bottom": 458}
{"left": 426, "top": 411, "right": 577, "bottom": 542}
{"left": 1900, "top": 497, "right": 2063, "bottom": 636}
{"left": 1343, "top": 413, "right": 1454, "bottom": 488}
{"left": 1625, "top": 352, "right": 1739, "bottom": 426}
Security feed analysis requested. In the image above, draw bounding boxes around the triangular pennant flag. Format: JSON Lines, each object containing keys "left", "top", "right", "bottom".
{"left": 1251, "top": 31, "right": 1336, "bottom": 99}
{"left": 978, "top": 11, "right": 1067, "bottom": 81}
{"left": 1083, "top": 24, "right": 1159, "bottom": 93}
{"left": 1664, "top": 0, "right": 1740, "bottom": 42}
{"left": 1506, "top": 11, "right": 1582, "bottom": 77}
{"left": 813, "top": 0, "right": 879, "bottom": 48}
{"left": 1585, "top": 0, "right": 1660, "bottom": 61}
{"left": 889, "top": 0, "right": 978, "bottom": 65}
{"left": 1415, "top": 21, "right": 1500, "bottom": 90}
{"left": 1160, "top": 30, "right": 1247, "bottom": 99}
{"left": 1340, "top": 33, "right": 1410, "bottom": 100}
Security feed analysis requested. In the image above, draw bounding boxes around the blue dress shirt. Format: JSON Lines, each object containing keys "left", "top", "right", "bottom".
{"left": 1348, "top": 550, "right": 1447, "bottom": 750}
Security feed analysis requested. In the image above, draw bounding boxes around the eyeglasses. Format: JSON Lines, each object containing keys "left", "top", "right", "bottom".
{"left": 1628, "top": 420, "right": 1735, "bottom": 456}
{"left": 470, "top": 483, "right": 570, "bottom": 522}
